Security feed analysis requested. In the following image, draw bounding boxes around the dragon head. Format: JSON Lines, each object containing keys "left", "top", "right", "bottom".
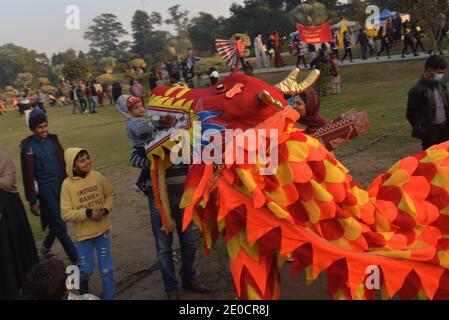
{"left": 148, "top": 68, "right": 320, "bottom": 132}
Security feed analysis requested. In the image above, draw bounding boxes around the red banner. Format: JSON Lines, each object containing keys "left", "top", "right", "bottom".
{"left": 296, "top": 23, "right": 332, "bottom": 44}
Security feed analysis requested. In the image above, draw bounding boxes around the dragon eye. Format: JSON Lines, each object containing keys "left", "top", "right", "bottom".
{"left": 216, "top": 84, "right": 227, "bottom": 94}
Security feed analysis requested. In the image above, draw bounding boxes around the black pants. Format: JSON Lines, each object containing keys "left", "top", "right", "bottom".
{"left": 79, "top": 98, "right": 87, "bottom": 112}
{"left": 296, "top": 55, "right": 307, "bottom": 67}
{"left": 402, "top": 37, "right": 417, "bottom": 57}
{"left": 377, "top": 41, "right": 391, "bottom": 57}
{"left": 238, "top": 56, "right": 245, "bottom": 70}
{"left": 360, "top": 45, "right": 368, "bottom": 60}
{"left": 421, "top": 123, "right": 449, "bottom": 150}
{"left": 210, "top": 77, "right": 219, "bottom": 86}
{"left": 341, "top": 48, "right": 353, "bottom": 62}
{"left": 415, "top": 37, "right": 425, "bottom": 53}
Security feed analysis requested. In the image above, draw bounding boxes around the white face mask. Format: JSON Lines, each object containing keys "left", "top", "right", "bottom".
{"left": 434, "top": 73, "right": 445, "bottom": 82}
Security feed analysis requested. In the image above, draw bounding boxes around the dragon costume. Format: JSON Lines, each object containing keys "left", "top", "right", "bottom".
{"left": 145, "top": 68, "right": 449, "bottom": 300}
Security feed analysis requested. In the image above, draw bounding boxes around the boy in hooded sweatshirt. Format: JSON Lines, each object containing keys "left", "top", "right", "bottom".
{"left": 60, "top": 148, "right": 116, "bottom": 300}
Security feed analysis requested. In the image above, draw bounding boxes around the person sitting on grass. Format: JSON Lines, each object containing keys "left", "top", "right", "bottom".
{"left": 24, "top": 258, "right": 99, "bottom": 300}
{"left": 61, "top": 148, "right": 116, "bottom": 300}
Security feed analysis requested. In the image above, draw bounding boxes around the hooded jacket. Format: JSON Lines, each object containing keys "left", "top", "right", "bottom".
{"left": 60, "top": 148, "right": 115, "bottom": 241}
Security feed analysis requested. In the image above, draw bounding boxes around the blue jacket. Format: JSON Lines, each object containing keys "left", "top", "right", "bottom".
{"left": 20, "top": 134, "right": 66, "bottom": 205}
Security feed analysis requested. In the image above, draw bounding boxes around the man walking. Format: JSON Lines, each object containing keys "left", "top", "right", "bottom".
{"left": 20, "top": 109, "right": 79, "bottom": 263}
{"left": 356, "top": 28, "right": 369, "bottom": 60}
{"left": 406, "top": 56, "right": 449, "bottom": 150}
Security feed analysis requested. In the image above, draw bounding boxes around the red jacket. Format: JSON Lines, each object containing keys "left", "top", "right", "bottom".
{"left": 235, "top": 40, "right": 244, "bottom": 57}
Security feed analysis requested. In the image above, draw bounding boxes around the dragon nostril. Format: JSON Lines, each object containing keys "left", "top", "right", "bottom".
{"left": 226, "top": 83, "right": 245, "bottom": 98}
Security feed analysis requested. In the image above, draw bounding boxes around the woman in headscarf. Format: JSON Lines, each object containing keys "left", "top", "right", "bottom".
{"left": 290, "top": 89, "right": 327, "bottom": 134}
{"left": 0, "top": 150, "right": 39, "bottom": 299}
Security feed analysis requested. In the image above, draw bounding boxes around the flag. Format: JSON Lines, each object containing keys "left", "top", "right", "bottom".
{"left": 296, "top": 23, "right": 333, "bottom": 44}
{"left": 339, "top": 18, "right": 348, "bottom": 49}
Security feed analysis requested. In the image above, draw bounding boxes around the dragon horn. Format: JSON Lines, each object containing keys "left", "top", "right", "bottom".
{"left": 258, "top": 90, "right": 284, "bottom": 108}
{"left": 275, "top": 68, "right": 321, "bottom": 95}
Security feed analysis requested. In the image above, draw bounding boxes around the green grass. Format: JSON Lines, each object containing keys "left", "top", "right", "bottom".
{"left": 1, "top": 56, "right": 447, "bottom": 240}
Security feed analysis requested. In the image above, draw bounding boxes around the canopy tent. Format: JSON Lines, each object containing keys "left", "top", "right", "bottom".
{"left": 331, "top": 19, "right": 361, "bottom": 30}
{"left": 375, "top": 9, "right": 411, "bottom": 23}
{"left": 379, "top": 9, "right": 395, "bottom": 21}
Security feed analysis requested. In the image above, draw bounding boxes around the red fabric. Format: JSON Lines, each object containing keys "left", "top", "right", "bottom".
{"left": 296, "top": 23, "right": 333, "bottom": 44}
{"left": 234, "top": 40, "right": 244, "bottom": 57}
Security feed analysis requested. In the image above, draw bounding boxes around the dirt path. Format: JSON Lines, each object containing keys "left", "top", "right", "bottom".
{"left": 43, "top": 140, "right": 419, "bottom": 300}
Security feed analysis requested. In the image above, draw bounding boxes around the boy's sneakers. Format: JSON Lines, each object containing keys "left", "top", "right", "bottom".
{"left": 133, "top": 182, "right": 148, "bottom": 196}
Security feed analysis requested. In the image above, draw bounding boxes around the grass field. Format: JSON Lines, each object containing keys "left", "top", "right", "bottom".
{"left": 1, "top": 56, "right": 448, "bottom": 241}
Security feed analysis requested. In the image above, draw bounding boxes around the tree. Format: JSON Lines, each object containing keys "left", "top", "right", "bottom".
{"left": 131, "top": 10, "right": 152, "bottom": 56}
{"left": 38, "top": 77, "right": 50, "bottom": 86}
{"left": 51, "top": 49, "right": 77, "bottom": 65}
{"left": 100, "top": 57, "right": 117, "bottom": 74}
{"left": 131, "top": 10, "right": 163, "bottom": 56}
{"left": 188, "top": 13, "right": 225, "bottom": 54}
{"left": 165, "top": 5, "right": 190, "bottom": 37}
{"left": 143, "top": 30, "right": 171, "bottom": 61}
{"left": 150, "top": 12, "right": 163, "bottom": 25}
{"left": 166, "top": 37, "right": 193, "bottom": 60}
{"left": 285, "top": 0, "right": 301, "bottom": 12}
{"left": 0, "top": 43, "right": 49, "bottom": 87}
{"left": 62, "top": 59, "right": 93, "bottom": 81}
{"left": 16, "top": 73, "right": 33, "bottom": 88}
{"left": 84, "top": 13, "right": 129, "bottom": 57}
{"left": 145, "top": 31, "right": 171, "bottom": 53}
{"left": 289, "top": 2, "right": 330, "bottom": 26}
{"left": 224, "top": 0, "right": 292, "bottom": 39}
{"left": 51, "top": 64, "right": 65, "bottom": 83}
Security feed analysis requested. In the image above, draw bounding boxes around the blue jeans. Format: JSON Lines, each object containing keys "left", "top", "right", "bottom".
{"left": 76, "top": 232, "right": 116, "bottom": 300}
{"left": 147, "top": 186, "right": 197, "bottom": 294}
{"left": 89, "top": 96, "right": 97, "bottom": 112}
{"left": 40, "top": 184, "right": 78, "bottom": 264}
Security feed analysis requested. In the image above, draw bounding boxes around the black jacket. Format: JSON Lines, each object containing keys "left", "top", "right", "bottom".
{"left": 406, "top": 77, "right": 449, "bottom": 138}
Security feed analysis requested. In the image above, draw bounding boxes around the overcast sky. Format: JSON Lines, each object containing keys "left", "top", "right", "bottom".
{"left": 0, "top": 0, "right": 244, "bottom": 57}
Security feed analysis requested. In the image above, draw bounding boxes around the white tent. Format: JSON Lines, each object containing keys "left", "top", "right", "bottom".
{"left": 331, "top": 20, "right": 361, "bottom": 30}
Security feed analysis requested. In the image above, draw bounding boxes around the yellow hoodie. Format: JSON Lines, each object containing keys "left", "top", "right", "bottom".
{"left": 61, "top": 148, "right": 115, "bottom": 241}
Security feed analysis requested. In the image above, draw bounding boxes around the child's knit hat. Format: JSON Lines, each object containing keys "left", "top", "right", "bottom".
{"left": 126, "top": 96, "right": 142, "bottom": 111}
